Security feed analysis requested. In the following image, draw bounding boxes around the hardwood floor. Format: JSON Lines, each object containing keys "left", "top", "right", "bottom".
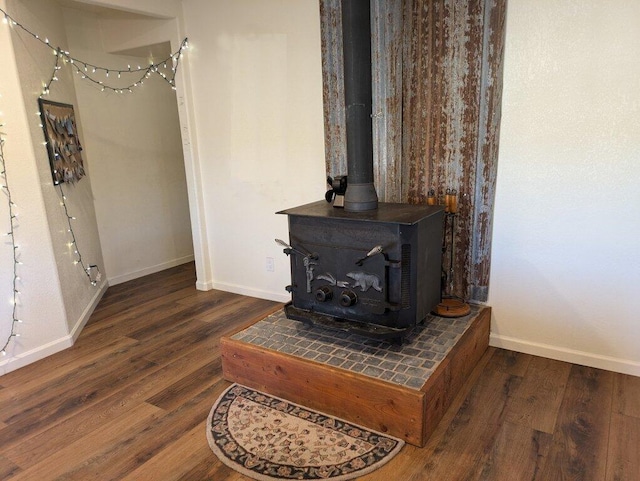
{"left": 0, "top": 263, "right": 638, "bottom": 480}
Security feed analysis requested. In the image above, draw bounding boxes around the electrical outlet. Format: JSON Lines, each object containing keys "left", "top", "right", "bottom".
{"left": 266, "top": 257, "right": 275, "bottom": 272}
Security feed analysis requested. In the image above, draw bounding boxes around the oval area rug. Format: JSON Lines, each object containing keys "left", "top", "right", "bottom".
{"left": 207, "top": 384, "right": 404, "bottom": 480}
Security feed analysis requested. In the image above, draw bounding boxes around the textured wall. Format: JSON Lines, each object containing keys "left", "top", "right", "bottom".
{"left": 64, "top": 8, "right": 194, "bottom": 285}
{"left": 181, "top": 0, "right": 326, "bottom": 301}
{"left": 6, "top": 0, "right": 107, "bottom": 330}
{"left": 490, "top": 0, "right": 640, "bottom": 375}
{"left": 0, "top": 0, "right": 107, "bottom": 373}
{"left": 320, "top": 0, "right": 506, "bottom": 302}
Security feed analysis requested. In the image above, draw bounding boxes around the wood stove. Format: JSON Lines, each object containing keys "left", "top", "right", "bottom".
{"left": 277, "top": 0, "right": 444, "bottom": 340}
{"left": 278, "top": 201, "right": 443, "bottom": 339}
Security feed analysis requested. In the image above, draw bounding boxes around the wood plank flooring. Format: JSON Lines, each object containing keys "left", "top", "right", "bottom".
{"left": 0, "top": 262, "right": 638, "bottom": 480}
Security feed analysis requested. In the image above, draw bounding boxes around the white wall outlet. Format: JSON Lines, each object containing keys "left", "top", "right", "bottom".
{"left": 266, "top": 257, "right": 275, "bottom": 272}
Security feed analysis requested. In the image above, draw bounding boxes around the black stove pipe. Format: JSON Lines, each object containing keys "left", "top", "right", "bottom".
{"left": 341, "top": 0, "right": 378, "bottom": 212}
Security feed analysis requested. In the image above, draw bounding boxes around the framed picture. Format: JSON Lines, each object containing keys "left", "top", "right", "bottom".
{"left": 38, "top": 99, "right": 86, "bottom": 184}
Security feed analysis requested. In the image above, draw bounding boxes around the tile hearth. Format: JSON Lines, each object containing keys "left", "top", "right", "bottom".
{"left": 231, "top": 305, "right": 481, "bottom": 390}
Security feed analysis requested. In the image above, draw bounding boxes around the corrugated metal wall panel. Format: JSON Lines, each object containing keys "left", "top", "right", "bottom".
{"left": 371, "top": 0, "right": 404, "bottom": 203}
{"left": 319, "top": 0, "right": 506, "bottom": 302}
{"left": 320, "top": 0, "right": 347, "bottom": 179}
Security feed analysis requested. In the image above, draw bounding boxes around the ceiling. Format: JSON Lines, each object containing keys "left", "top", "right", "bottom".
{"left": 55, "top": 0, "right": 172, "bottom": 59}
{"left": 111, "top": 41, "right": 172, "bottom": 61}
{"left": 56, "top": 0, "right": 155, "bottom": 20}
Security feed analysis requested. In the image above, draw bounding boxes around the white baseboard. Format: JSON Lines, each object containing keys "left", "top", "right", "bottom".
{"left": 490, "top": 333, "right": 640, "bottom": 377}
{"left": 70, "top": 279, "right": 109, "bottom": 342}
{"left": 0, "top": 336, "right": 74, "bottom": 375}
{"left": 196, "top": 279, "right": 214, "bottom": 291}
{"left": 210, "top": 281, "right": 290, "bottom": 303}
{"left": 107, "top": 255, "right": 195, "bottom": 286}
{"left": 0, "top": 280, "right": 108, "bottom": 375}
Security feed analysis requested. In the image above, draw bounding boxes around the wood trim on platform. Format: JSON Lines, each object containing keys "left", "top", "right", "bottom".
{"left": 221, "top": 306, "right": 491, "bottom": 446}
{"left": 423, "top": 307, "right": 491, "bottom": 439}
{"left": 222, "top": 338, "right": 426, "bottom": 445}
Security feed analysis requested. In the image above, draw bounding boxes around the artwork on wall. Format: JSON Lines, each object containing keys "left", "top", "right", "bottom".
{"left": 38, "top": 99, "right": 86, "bottom": 184}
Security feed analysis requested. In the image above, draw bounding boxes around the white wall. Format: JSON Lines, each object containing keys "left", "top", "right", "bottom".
{"left": 181, "top": 0, "right": 327, "bottom": 301}
{"left": 0, "top": 0, "right": 106, "bottom": 374}
{"left": 489, "top": 0, "right": 640, "bottom": 375}
{"left": 63, "top": 8, "right": 194, "bottom": 285}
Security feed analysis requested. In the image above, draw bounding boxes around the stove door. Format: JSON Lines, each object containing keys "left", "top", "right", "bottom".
{"left": 289, "top": 242, "right": 402, "bottom": 323}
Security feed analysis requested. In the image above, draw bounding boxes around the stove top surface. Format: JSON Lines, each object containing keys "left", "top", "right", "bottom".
{"left": 278, "top": 200, "right": 444, "bottom": 225}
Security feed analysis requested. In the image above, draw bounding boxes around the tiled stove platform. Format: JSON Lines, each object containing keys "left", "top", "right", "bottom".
{"left": 221, "top": 305, "right": 490, "bottom": 446}
{"left": 231, "top": 308, "right": 477, "bottom": 389}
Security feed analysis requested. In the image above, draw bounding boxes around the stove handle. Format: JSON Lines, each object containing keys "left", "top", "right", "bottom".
{"left": 275, "top": 238, "right": 318, "bottom": 260}
{"left": 355, "top": 245, "right": 383, "bottom": 266}
{"left": 384, "top": 258, "right": 403, "bottom": 312}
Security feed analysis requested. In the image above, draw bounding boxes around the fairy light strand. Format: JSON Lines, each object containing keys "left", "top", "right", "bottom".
{"left": 41, "top": 48, "right": 62, "bottom": 97}
{"left": 1, "top": 6, "right": 187, "bottom": 352}
{"left": 0, "top": 133, "right": 22, "bottom": 356}
{"left": 46, "top": 38, "right": 189, "bottom": 96}
{"left": 0, "top": 6, "right": 189, "bottom": 97}
{"left": 57, "top": 183, "right": 101, "bottom": 286}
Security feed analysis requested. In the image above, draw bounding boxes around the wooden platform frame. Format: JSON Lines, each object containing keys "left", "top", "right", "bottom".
{"left": 221, "top": 306, "right": 490, "bottom": 447}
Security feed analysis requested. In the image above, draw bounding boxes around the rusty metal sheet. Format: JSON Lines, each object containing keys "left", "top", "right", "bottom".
{"left": 470, "top": 0, "right": 507, "bottom": 301}
{"left": 400, "top": 0, "right": 506, "bottom": 302}
{"left": 319, "top": 0, "right": 505, "bottom": 302}
{"left": 371, "top": 0, "right": 404, "bottom": 203}
{"left": 320, "top": 0, "right": 347, "bottom": 179}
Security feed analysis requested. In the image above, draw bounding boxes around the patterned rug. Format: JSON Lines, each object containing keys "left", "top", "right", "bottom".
{"left": 207, "top": 384, "right": 404, "bottom": 480}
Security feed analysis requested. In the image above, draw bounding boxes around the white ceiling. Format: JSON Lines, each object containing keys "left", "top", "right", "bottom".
{"left": 56, "top": 0, "right": 153, "bottom": 19}
{"left": 55, "top": 0, "right": 172, "bottom": 59}
{"left": 111, "top": 41, "right": 172, "bottom": 60}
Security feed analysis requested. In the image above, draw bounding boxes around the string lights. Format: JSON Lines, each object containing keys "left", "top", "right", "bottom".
{"left": 57, "top": 183, "right": 102, "bottom": 286}
{"left": 1, "top": 5, "right": 189, "bottom": 354}
{"left": 0, "top": 6, "right": 189, "bottom": 97}
{"left": 0, "top": 132, "right": 22, "bottom": 356}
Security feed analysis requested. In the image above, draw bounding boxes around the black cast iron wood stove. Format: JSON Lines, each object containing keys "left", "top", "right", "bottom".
{"left": 278, "top": 0, "right": 444, "bottom": 340}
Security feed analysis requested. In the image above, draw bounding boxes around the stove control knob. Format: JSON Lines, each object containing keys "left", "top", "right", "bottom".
{"left": 315, "top": 286, "right": 333, "bottom": 302}
{"left": 339, "top": 290, "right": 357, "bottom": 307}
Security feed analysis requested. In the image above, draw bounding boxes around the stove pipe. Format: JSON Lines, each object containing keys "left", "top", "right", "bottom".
{"left": 341, "top": 0, "right": 378, "bottom": 212}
